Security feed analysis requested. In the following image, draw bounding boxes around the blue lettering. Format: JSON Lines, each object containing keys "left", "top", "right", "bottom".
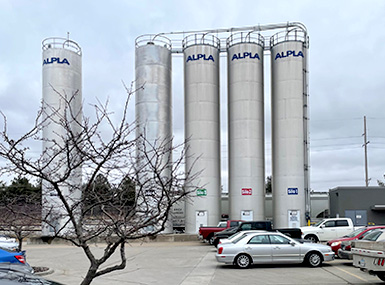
{"left": 186, "top": 54, "right": 215, "bottom": 62}
{"left": 231, "top": 52, "right": 261, "bottom": 61}
{"left": 43, "top": 57, "right": 70, "bottom": 65}
{"left": 275, "top": 50, "right": 305, "bottom": 60}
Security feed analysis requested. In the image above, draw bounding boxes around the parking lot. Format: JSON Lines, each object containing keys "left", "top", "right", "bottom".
{"left": 24, "top": 241, "right": 384, "bottom": 285}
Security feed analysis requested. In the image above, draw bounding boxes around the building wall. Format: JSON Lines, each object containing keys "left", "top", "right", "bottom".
{"left": 329, "top": 186, "right": 385, "bottom": 225}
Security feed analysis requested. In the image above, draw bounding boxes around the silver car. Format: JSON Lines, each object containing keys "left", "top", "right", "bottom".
{"left": 216, "top": 231, "right": 335, "bottom": 268}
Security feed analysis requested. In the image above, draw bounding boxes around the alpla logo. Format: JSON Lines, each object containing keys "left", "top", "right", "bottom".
{"left": 43, "top": 57, "right": 70, "bottom": 66}
{"left": 186, "top": 54, "right": 214, "bottom": 62}
{"left": 275, "top": 50, "right": 304, "bottom": 60}
{"left": 231, "top": 52, "right": 260, "bottom": 61}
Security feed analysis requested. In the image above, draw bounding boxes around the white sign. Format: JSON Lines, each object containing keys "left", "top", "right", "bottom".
{"left": 288, "top": 210, "right": 300, "bottom": 228}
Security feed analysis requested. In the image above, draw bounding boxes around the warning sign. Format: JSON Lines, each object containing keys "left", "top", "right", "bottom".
{"left": 241, "top": 188, "right": 252, "bottom": 195}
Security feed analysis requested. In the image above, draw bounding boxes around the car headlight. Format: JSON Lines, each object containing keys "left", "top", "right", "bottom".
{"left": 331, "top": 241, "right": 341, "bottom": 247}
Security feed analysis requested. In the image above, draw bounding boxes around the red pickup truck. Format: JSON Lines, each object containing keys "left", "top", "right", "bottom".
{"left": 198, "top": 220, "right": 243, "bottom": 244}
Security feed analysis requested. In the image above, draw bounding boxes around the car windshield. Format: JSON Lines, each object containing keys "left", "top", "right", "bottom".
{"left": 344, "top": 227, "right": 366, "bottom": 238}
{"left": 219, "top": 227, "right": 237, "bottom": 234}
{"left": 363, "top": 230, "right": 385, "bottom": 241}
{"left": 228, "top": 232, "right": 243, "bottom": 240}
{"left": 232, "top": 234, "right": 248, "bottom": 244}
{"left": 313, "top": 220, "right": 325, "bottom": 227}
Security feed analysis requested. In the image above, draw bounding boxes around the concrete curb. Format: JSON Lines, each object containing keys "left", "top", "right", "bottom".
{"left": 26, "top": 234, "right": 199, "bottom": 245}
{"left": 35, "top": 268, "right": 55, "bottom": 276}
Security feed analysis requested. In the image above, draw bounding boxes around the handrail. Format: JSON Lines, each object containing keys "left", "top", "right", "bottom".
{"left": 135, "top": 34, "right": 172, "bottom": 50}
{"left": 42, "top": 37, "right": 82, "bottom": 55}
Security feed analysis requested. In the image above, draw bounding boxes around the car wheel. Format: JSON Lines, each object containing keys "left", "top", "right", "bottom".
{"left": 208, "top": 235, "right": 215, "bottom": 245}
{"left": 213, "top": 238, "right": 219, "bottom": 247}
{"left": 377, "top": 273, "right": 385, "bottom": 281}
{"left": 306, "top": 252, "right": 322, "bottom": 267}
{"left": 304, "top": 235, "right": 319, "bottom": 243}
{"left": 235, "top": 254, "right": 251, "bottom": 269}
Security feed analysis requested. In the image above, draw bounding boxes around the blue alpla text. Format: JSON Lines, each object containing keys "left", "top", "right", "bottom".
{"left": 43, "top": 57, "right": 70, "bottom": 65}
{"left": 186, "top": 54, "right": 214, "bottom": 62}
{"left": 275, "top": 50, "right": 304, "bottom": 60}
{"left": 231, "top": 52, "right": 260, "bottom": 61}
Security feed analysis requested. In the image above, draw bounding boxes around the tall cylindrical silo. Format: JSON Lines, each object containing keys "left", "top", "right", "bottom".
{"left": 227, "top": 32, "right": 265, "bottom": 221}
{"left": 41, "top": 37, "right": 82, "bottom": 236}
{"left": 135, "top": 35, "right": 173, "bottom": 233}
{"left": 270, "top": 29, "right": 309, "bottom": 228}
{"left": 183, "top": 34, "right": 221, "bottom": 233}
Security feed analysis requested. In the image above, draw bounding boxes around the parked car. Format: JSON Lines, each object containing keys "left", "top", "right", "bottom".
{"left": 300, "top": 217, "right": 356, "bottom": 242}
{"left": 0, "top": 248, "right": 29, "bottom": 266}
{"left": 216, "top": 231, "right": 335, "bottom": 269}
{"left": 0, "top": 263, "right": 62, "bottom": 284}
{"left": 198, "top": 220, "right": 244, "bottom": 244}
{"left": 339, "top": 229, "right": 385, "bottom": 260}
{"left": 217, "top": 230, "right": 267, "bottom": 247}
{"left": 326, "top": 226, "right": 385, "bottom": 256}
{"left": 0, "top": 235, "right": 19, "bottom": 251}
{"left": 352, "top": 235, "right": 385, "bottom": 282}
{"left": 212, "top": 220, "right": 302, "bottom": 247}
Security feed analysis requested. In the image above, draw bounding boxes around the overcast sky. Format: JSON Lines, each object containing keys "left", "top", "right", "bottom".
{"left": 1, "top": 0, "right": 384, "bottom": 191}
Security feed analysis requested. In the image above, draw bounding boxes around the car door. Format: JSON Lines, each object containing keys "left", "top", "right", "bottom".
{"left": 319, "top": 220, "right": 338, "bottom": 240}
{"left": 269, "top": 234, "right": 300, "bottom": 263}
{"left": 244, "top": 234, "right": 272, "bottom": 264}
{"left": 335, "top": 219, "right": 352, "bottom": 238}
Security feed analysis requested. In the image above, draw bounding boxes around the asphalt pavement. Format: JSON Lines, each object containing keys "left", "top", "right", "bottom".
{"left": 24, "top": 240, "right": 384, "bottom": 285}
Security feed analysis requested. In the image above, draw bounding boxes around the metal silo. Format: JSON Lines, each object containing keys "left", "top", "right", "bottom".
{"left": 135, "top": 35, "right": 173, "bottom": 233}
{"left": 42, "top": 37, "right": 82, "bottom": 236}
{"left": 270, "top": 29, "right": 309, "bottom": 228}
{"left": 227, "top": 32, "right": 265, "bottom": 221}
{"left": 183, "top": 34, "right": 221, "bottom": 233}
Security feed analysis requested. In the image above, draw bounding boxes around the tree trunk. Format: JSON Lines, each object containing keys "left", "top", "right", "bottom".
{"left": 80, "top": 265, "right": 98, "bottom": 285}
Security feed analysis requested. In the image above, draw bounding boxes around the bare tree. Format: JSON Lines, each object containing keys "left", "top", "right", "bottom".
{"left": 0, "top": 84, "right": 199, "bottom": 285}
{"left": 0, "top": 192, "right": 41, "bottom": 251}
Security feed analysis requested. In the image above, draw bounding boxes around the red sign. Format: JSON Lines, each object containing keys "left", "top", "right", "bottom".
{"left": 241, "top": 188, "right": 252, "bottom": 195}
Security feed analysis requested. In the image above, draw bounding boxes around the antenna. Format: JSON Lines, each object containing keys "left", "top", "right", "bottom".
{"left": 363, "top": 116, "right": 370, "bottom": 187}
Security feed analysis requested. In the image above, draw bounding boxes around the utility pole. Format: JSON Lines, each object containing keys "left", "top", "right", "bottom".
{"left": 363, "top": 116, "right": 370, "bottom": 187}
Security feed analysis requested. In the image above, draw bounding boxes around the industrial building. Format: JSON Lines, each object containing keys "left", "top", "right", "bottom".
{"left": 135, "top": 22, "right": 310, "bottom": 233}
{"left": 329, "top": 186, "right": 385, "bottom": 225}
{"left": 40, "top": 23, "right": 312, "bottom": 235}
{"left": 41, "top": 37, "right": 82, "bottom": 236}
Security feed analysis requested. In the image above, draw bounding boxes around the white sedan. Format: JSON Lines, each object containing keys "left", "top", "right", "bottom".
{"left": 216, "top": 231, "right": 334, "bottom": 268}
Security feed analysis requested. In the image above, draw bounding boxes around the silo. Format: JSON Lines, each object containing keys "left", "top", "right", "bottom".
{"left": 41, "top": 37, "right": 82, "bottom": 236}
{"left": 135, "top": 35, "right": 173, "bottom": 233}
{"left": 270, "top": 29, "right": 309, "bottom": 228}
{"left": 183, "top": 34, "right": 221, "bottom": 233}
{"left": 227, "top": 32, "right": 265, "bottom": 221}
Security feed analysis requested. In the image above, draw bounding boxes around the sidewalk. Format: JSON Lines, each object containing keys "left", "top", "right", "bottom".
{"left": 24, "top": 241, "right": 216, "bottom": 285}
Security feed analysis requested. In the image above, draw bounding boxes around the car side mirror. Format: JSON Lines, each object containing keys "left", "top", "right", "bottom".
{"left": 290, "top": 241, "right": 296, "bottom": 246}
{"left": 320, "top": 225, "right": 325, "bottom": 228}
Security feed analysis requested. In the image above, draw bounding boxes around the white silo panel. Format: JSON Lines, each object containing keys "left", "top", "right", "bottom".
{"left": 42, "top": 38, "right": 82, "bottom": 236}
{"left": 135, "top": 40, "right": 173, "bottom": 233}
{"left": 184, "top": 41, "right": 221, "bottom": 234}
{"left": 271, "top": 40, "right": 307, "bottom": 228}
{"left": 135, "top": 44, "right": 172, "bottom": 146}
{"left": 227, "top": 41, "right": 264, "bottom": 221}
